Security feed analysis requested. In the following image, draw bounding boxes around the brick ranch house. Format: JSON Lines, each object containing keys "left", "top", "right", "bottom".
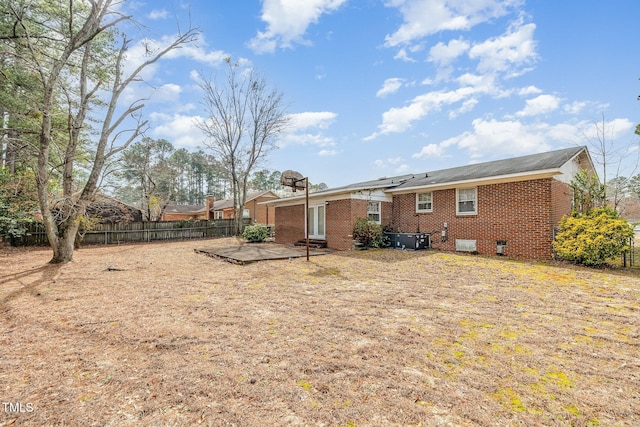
{"left": 264, "top": 146, "right": 596, "bottom": 260}
{"left": 161, "top": 191, "right": 279, "bottom": 224}
{"left": 161, "top": 196, "right": 215, "bottom": 221}
{"left": 212, "top": 191, "right": 278, "bottom": 224}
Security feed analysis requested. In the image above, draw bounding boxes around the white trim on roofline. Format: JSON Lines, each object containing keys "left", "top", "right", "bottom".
{"left": 386, "top": 169, "right": 562, "bottom": 194}
{"left": 261, "top": 189, "right": 392, "bottom": 207}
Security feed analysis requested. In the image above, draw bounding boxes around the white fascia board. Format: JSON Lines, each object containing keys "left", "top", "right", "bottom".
{"left": 261, "top": 188, "right": 392, "bottom": 207}
{"left": 349, "top": 189, "right": 393, "bottom": 202}
{"left": 387, "top": 169, "right": 562, "bottom": 194}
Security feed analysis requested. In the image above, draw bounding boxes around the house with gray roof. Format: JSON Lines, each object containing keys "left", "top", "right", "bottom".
{"left": 212, "top": 190, "right": 279, "bottom": 224}
{"left": 265, "top": 146, "right": 595, "bottom": 260}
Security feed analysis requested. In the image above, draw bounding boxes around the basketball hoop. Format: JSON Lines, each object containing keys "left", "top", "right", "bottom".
{"left": 280, "top": 170, "right": 306, "bottom": 192}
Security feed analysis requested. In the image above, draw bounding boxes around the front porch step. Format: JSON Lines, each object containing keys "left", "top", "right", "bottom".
{"left": 294, "top": 239, "right": 327, "bottom": 249}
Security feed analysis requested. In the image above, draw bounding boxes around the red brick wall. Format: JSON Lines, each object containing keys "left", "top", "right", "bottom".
{"left": 391, "top": 178, "right": 560, "bottom": 260}
{"left": 551, "top": 180, "right": 573, "bottom": 225}
{"left": 249, "top": 196, "right": 278, "bottom": 224}
{"left": 326, "top": 199, "right": 356, "bottom": 250}
{"left": 326, "top": 199, "right": 392, "bottom": 250}
{"left": 275, "top": 205, "right": 305, "bottom": 245}
{"left": 275, "top": 198, "right": 392, "bottom": 250}
{"left": 381, "top": 201, "right": 392, "bottom": 226}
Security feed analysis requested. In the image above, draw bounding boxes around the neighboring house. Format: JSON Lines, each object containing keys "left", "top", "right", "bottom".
{"left": 265, "top": 146, "right": 596, "bottom": 260}
{"left": 212, "top": 191, "right": 279, "bottom": 224}
{"left": 161, "top": 204, "right": 207, "bottom": 221}
{"left": 161, "top": 196, "right": 215, "bottom": 221}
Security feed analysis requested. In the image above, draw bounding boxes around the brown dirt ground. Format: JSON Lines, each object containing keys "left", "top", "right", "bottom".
{"left": 1, "top": 238, "right": 639, "bottom": 426}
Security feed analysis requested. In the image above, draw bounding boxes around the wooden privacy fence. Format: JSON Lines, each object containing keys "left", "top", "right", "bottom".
{"left": 10, "top": 219, "right": 252, "bottom": 246}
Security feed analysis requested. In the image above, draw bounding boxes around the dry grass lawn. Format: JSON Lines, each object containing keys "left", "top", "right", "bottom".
{"left": 1, "top": 238, "right": 639, "bottom": 426}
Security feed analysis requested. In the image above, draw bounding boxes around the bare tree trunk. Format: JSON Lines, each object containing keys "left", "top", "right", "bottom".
{"left": 198, "top": 59, "right": 289, "bottom": 237}
{"left": 8, "top": 0, "right": 197, "bottom": 263}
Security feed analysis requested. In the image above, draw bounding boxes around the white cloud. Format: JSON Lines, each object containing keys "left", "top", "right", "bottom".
{"left": 412, "top": 143, "right": 445, "bottom": 159}
{"left": 148, "top": 9, "right": 168, "bottom": 20}
{"left": 563, "top": 101, "right": 587, "bottom": 115}
{"left": 448, "top": 98, "right": 478, "bottom": 118}
{"left": 384, "top": 0, "right": 521, "bottom": 47}
{"left": 248, "top": 0, "right": 348, "bottom": 53}
{"left": 580, "top": 118, "right": 634, "bottom": 141}
{"left": 394, "top": 48, "right": 417, "bottom": 62}
{"left": 150, "top": 83, "right": 182, "bottom": 103}
{"left": 395, "top": 164, "right": 412, "bottom": 173}
{"left": 279, "top": 133, "right": 336, "bottom": 148}
{"left": 163, "top": 35, "right": 231, "bottom": 66}
{"left": 365, "top": 84, "right": 488, "bottom": 140}
{"left": 428, "top": 38, "right": 470, "bottom": 66}
{"left": 149, "top": 113, "right": 206, "bottom": 150}
{"left": 318, "top": 149, "right": 338, "bottom": 156}
{"left": 287, "top": 111, "right": 337, "bottom": 131}
{"left": 438, "top": 118, "right": 589, "bottom": 159}
{"left": 278, "top": 111, "right": 338, "bottom": 149}
{"left": 123, "top": 34, "right": 231, "bottom": 81}
{"left": 373, "top": 156, "right": 411, "bottom": 173}
{"left": 189, "top": 69, "right": 201, "bottom": 82}
{"left": 518, "top": 85, "right": 542, "bottom": 96}
{"left": 377, "top": 78, "right": 405, "bottom": 98}
{"left": 468, "top": 20, "right": 537, "bottom": 75}
{"left": 515, "top": 94, "right": 561, "bottom": 117}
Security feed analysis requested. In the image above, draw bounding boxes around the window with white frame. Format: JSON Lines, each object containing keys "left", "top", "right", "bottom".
{"left": 416, "top": 192, "right": 433, "bottom": 212}
{"left": 242, "top": 208, "right": 250, "bottom": 218}
{"left": 367, "top": 201, "right": 381, "bottom": 223}
{"left": 214, "top": 211, "right": 223, "bottom": 220}
{"left": 457, "top": 188, "right": 477, "bottom": 215}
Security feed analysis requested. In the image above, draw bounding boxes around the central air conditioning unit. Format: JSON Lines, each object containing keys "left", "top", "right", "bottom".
{"left": 385, "top": 232, "right": 431, "bottom": 250}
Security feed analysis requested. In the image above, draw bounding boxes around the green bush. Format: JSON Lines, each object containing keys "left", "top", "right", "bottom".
{"left": 353, "top": 217, "right": 389, "bottom": 249}
{"left": 242, "top": 223, "right": 269, "bottom": 242}
{"left": 553, "top": 207, "right": 634, "bottom": 267}
{"left": 0, "top": 168, "right": 38, "bottom": 238}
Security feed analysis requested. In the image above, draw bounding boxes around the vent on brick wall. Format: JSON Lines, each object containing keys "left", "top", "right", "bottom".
{"left": 455, "top": 239, "right": 477, "bottom": 252}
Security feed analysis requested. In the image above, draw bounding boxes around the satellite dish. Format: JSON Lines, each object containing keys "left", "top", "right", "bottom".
{"left": 280, "top": 170, "right": 306, "bottom": 191}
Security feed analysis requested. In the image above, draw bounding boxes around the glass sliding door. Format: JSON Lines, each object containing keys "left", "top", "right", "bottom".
{"left": 307, "top": 204, "right": 326, "bottom": 239}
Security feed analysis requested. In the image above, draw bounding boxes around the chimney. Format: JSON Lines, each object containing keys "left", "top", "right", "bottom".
{"left": 205, "top": 195, "right": 214, "bottom": 220}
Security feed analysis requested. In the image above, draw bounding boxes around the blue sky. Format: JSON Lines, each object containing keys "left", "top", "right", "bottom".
{"left": 119, "top": 0, "right": 640, "bottom": 188}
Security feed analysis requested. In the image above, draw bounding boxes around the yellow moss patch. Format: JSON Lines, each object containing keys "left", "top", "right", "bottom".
{"left": 565, "top": 405, "right": 580, "bottom": 416}
{"left": 298, "top": 380, "right": 312, "bottom": 390}
{"left": 543, "top": 370, "right": 573, "bottom": 390}
{"left": 492, "top": 387, "right": 526, "bottom": 412}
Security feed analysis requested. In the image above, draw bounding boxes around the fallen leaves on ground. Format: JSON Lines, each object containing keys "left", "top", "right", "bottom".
{"left": 1, "top": 239, "right": 638, "bottom": 426}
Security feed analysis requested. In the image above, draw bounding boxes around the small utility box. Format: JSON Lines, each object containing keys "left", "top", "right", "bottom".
{"left": 496, "top": 240, "right": 507, "bottom": 255}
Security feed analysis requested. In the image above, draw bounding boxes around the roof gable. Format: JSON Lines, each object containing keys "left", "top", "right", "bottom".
{"left": 393, "top": 146, "right": 589, "bottom": 191}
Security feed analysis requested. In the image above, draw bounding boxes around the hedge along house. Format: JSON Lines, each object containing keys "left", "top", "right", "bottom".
{"left": 265, "top": 146, "right": 596, "bottom": 260}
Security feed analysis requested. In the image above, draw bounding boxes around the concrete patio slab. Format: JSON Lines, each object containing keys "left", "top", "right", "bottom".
{"left": 195, "top": 243, "right": 331, "bottom": 264}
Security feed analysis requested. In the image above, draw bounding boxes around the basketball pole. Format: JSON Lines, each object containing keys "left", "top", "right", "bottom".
{"left": 280, "top": 171, "right": 310, "bottom": 262}
{"left": 305, "top": 177, "right": 309, "bottom": 261}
